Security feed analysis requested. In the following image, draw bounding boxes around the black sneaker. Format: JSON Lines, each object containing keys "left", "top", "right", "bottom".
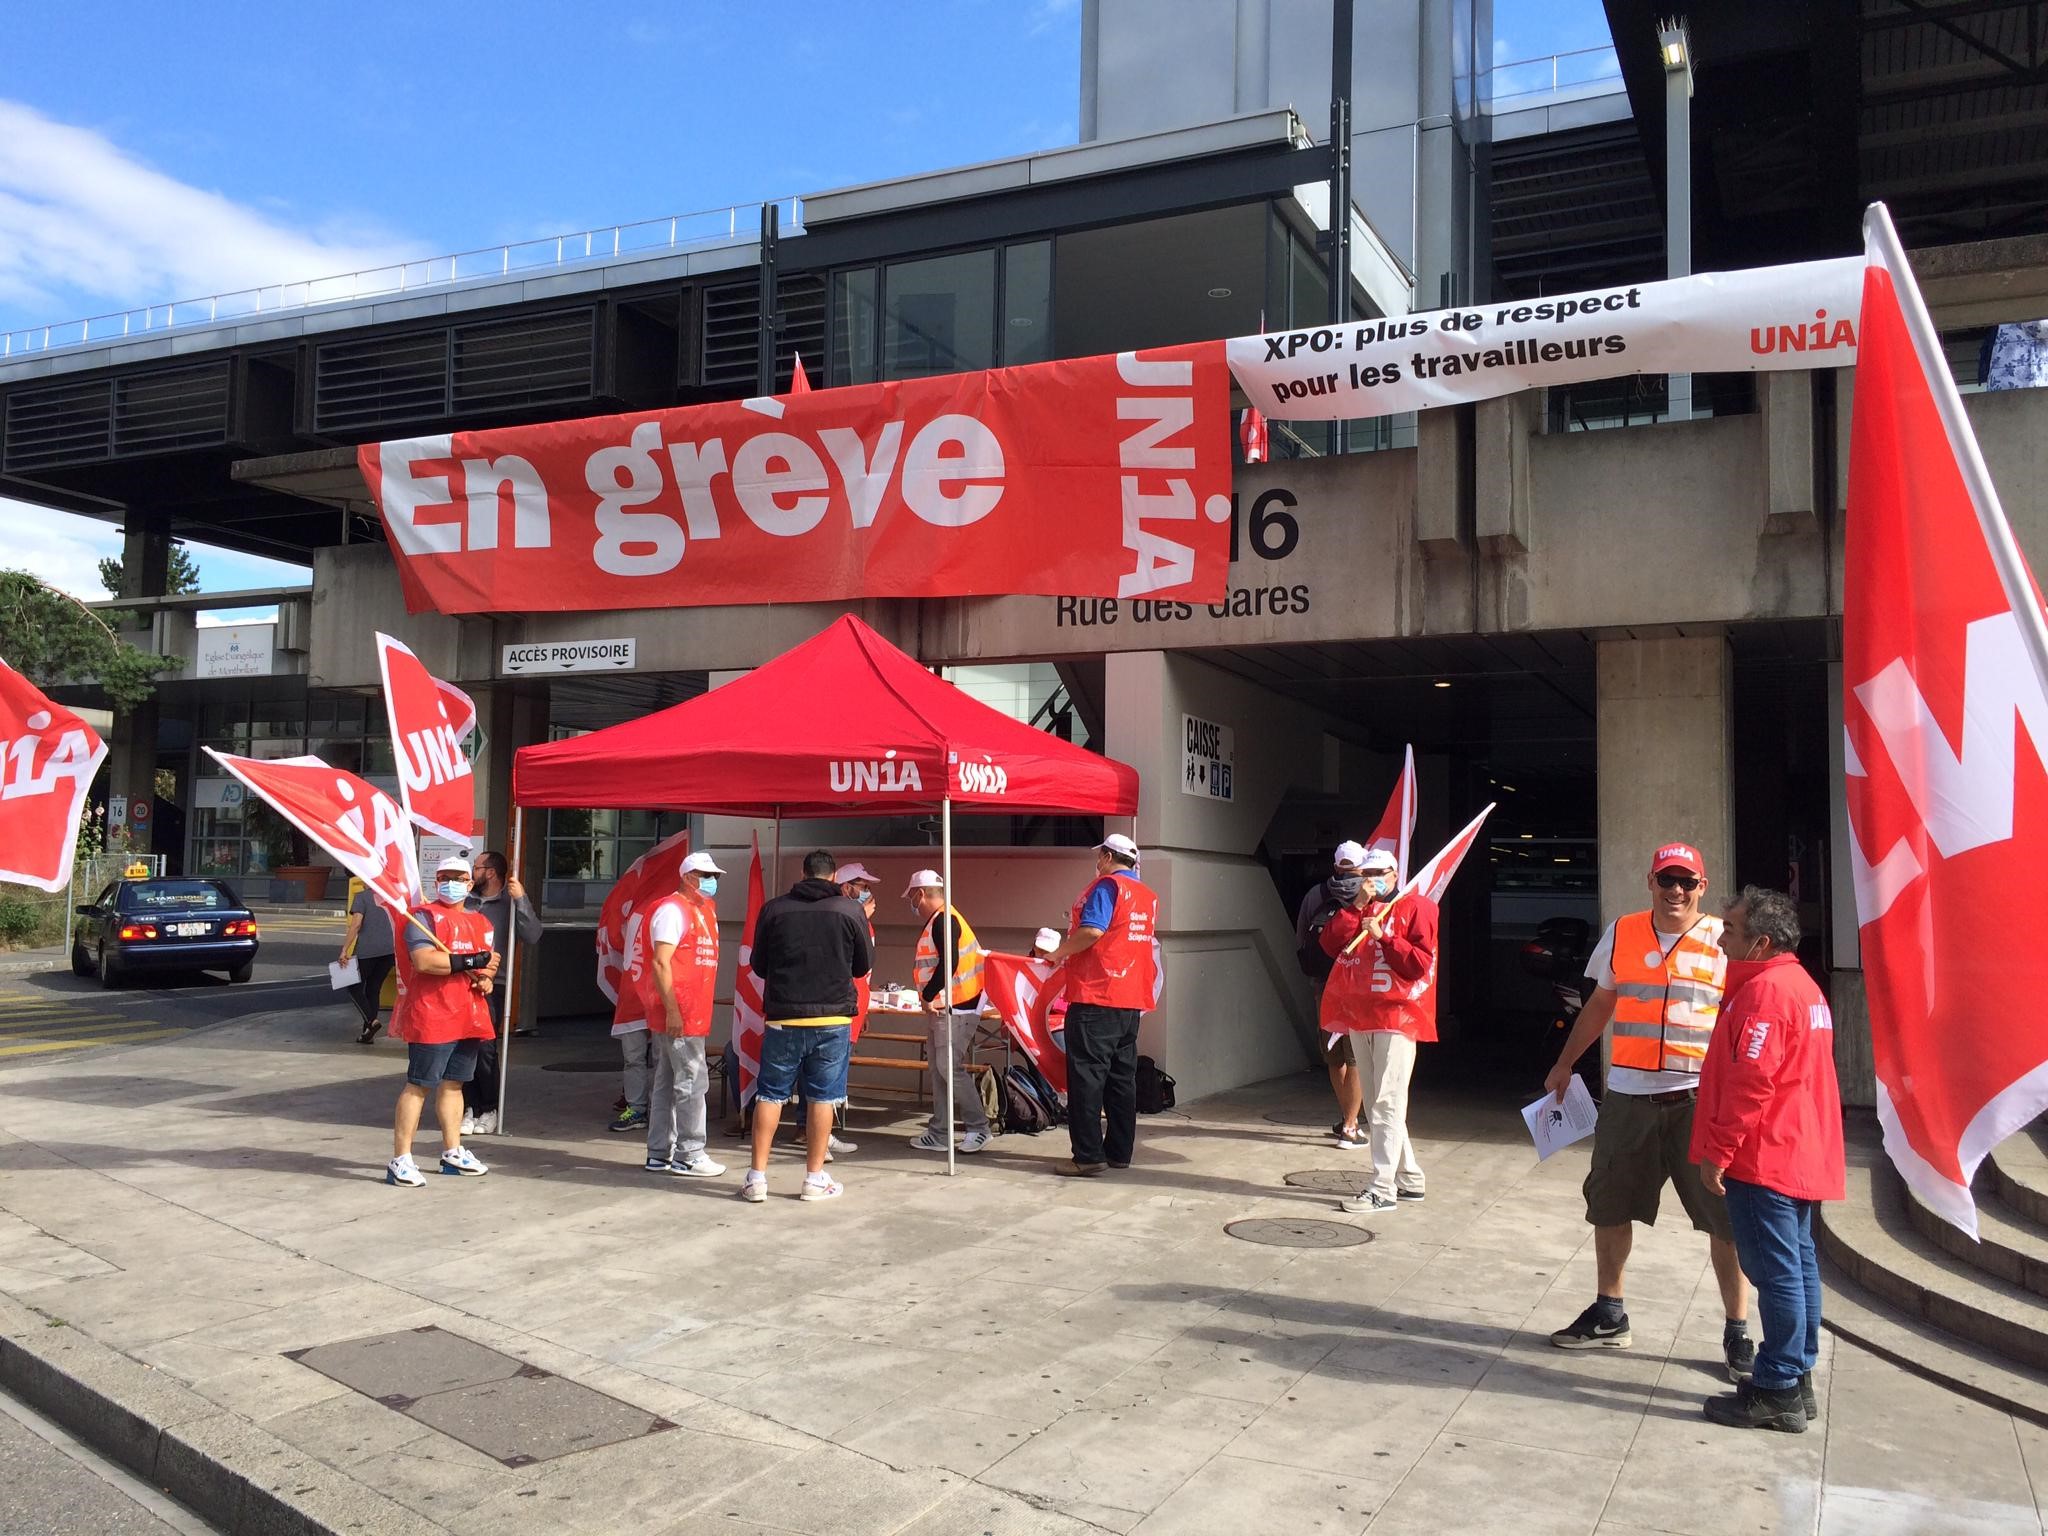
{"left": 1395, "top": 1189, "right": 1425, "bottom": 1202}
{"left": 1703, "top": 1378, "right": 1808, "bottom": 1433}
{"left": 1799, "top": 1371, "right": 1818, "bottom": 1422}
{"left": 1724, "top": 1332, "right": 1756, "bottom": 1383}
{"left": 1550, "top": 1302, "right": 1631, "bottom": 1350}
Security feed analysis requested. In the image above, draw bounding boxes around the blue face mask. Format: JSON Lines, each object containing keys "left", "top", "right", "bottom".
{"left": 697, "top": 876, "right": 719, "bottom": 898}
{"left": 437, "top": 879, "right": 470, "bottom": 904}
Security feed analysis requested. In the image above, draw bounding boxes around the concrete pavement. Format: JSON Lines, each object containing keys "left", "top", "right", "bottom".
{"left": 1, "top": 1000, "right": 2045, "bottom": 1535}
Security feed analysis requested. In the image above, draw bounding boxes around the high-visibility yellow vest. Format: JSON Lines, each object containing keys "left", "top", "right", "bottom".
{"left": 914, "top": 906, "right": 984, "bottom": 1005}
{"left": 1609, "top": 911, "right": 1725, "bottom": 1075}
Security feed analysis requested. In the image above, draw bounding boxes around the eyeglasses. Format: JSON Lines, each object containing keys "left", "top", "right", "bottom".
{"left": 1655, "top": 872, "right": 1701, "bottom": 892}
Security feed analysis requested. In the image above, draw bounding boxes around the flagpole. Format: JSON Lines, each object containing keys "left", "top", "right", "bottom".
{"left": 942, "top": 793, "right": 957, "bottom": 1179}
{"left": 495, "top": 805, "right": 524, "bottom": 1134}
{"left": 1865, "top": 203, "right": 2048, "bottom": 691}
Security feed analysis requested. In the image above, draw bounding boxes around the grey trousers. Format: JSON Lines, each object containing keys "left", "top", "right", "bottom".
{"left": 925, "top": 1009, "right": 989, "bottom": 1133}
{"left": 619, "top": 1029, "right": 652, "bottom": 1112}
{"left": 648, "top": 1034, "right": 709, "bottom": 1161}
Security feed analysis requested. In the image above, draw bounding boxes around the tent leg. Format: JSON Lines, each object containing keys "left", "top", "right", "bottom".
{"left": 943, "top": 796, "right": 955, "bottom": 1179}
{"left": 496, "top": 807, "right": 525, "bottom": 1135}
{"left": 772, "top": 812, "right": 782, "bottom": 892}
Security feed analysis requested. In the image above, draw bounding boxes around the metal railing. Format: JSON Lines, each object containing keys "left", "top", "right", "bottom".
{"left": 2, "top": 198, "right": 803, "bottom": 360}
{"left": 1483, "top": 45, "right": 1624, "bottom": 109}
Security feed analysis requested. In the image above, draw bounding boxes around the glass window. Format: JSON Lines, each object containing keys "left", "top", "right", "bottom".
{"left": 831, "top": 267, "right": 879, "bottom": 386}
{"left": 882, "top": 250, "right": 996, "bottom": 379}
{"left": 1002, "top": 242, "right": 1051, "bottom": 366}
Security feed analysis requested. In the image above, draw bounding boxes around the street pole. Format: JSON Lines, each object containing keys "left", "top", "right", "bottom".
{"left": 1327, "top": 0, "right": 1354, "bottom": 455}
{"left": 757, "top": 203, "right": 781, "bottom": 398}
{"left": 1661, "top": 17, "right": 1695, "bottom": 422}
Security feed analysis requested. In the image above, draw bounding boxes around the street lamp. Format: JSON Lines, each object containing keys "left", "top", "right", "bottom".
{"left": 1659, "top": 16, "right": 1694, "bottom": 422}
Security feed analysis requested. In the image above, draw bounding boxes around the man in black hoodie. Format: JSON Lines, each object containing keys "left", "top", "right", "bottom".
{"left": 739, "top": 849, "right": 872, "bottom": 1204}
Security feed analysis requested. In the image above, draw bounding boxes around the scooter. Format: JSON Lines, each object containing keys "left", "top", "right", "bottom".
{"left": 1518, "top": 917, "right": 1599, "bottom": 1093}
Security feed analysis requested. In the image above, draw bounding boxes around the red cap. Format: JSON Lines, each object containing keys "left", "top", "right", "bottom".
{"left": 1650, "top": 842, "right": 1705, "bottom": 877}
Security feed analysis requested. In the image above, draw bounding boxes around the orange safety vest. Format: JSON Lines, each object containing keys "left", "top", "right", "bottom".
{"left": 914, "top": 907, "right": 984, "bottom": 1005}
{"left": 1609, "top": 911, "right": 1725, "bottom": 1075}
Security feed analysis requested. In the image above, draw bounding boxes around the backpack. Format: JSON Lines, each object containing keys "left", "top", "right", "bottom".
{"left": 1136, "top": 1055, "right": 1176, "bottom": 1114}
{"left": 977, "top": 1064, "right": 1004, "bottom": 1131}
{"left": 1297, "top": 889, "right": 1337, "bottom": 982}
{"left": 1014, "top": 1055, "right": 1066, "bottom": 1126}
{"left": 1000, "top": 1067, "right": 1052, "bottom": 1135}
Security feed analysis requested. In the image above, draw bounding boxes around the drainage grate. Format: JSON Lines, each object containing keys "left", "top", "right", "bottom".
{"left": 1283, "top": 1170, "right": 1366, "bottom": 1195}
{"left": 286, "top": 1326, "right": 672, "bottom": 1467}
{"left": 1225, "top": 1217, "right": 1373, "bottom": 1248}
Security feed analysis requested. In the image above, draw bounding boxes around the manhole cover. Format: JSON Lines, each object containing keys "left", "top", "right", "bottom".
{"left": 1262, "top": 1107, "right": 1336, "bottom": 1126}
{"left": 540, "top": 1060, "right": 618, "bottom": 1073}
{"left": 1283, "top": 1170, "right": 1364, "bottom": 1194}
{"left": 1225, "top": 1217, "right": 1372, "bottom": 1248}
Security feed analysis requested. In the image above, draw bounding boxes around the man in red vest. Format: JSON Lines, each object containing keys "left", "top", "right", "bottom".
{"left": 1694, "top": 887, "right": 1844, "bottom": 1433}
{"left": 1318, "top": 848, "right": 1436, "bottom": 1215}
{"left": 634, "top": 850, "right": 727, "bottom": 1179}
{"left": 1043, "top": 834, "right": 1159, "bottom": 1177}
{"left": 387, "top": 854, "right": 498, "bottom": 1187}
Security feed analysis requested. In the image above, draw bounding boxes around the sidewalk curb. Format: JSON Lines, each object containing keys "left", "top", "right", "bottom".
{"left": 0, "top": 1291, "right": 448, "bottom": 1536}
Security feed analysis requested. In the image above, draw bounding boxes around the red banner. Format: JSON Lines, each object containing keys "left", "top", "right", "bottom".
{"left": 1367, "top": 744, "right": 1417, "bottom": 884}
{"left": 360, "top": 344, "right": 1232, "bottom": 613}
{"left": 202, "top": 752, "right": 421, "bottom": 918}
{"left": 0, "top": 659, "right": 106, "bottom": 893}
{"left": 596, "top": 828, "right": 691, "bottom": 1028}
{"left": 376, "top": 633, "right": 477, "bottom": 844}
{"left": 980, "top": 951, "right": 1068, "bottom": 1096}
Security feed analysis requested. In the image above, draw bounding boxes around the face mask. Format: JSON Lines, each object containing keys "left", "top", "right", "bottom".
{"left": 437, "top": 879, "right": 470, "bottom": 904}
{"left": 1329, "top": 873, "right": 1363, "bottom": 900}
{"left": 697, "top": 876, "right": 719, "bottom": 898}
{"left": 1365, "top": 875, "right": 1395, "bottom": 900}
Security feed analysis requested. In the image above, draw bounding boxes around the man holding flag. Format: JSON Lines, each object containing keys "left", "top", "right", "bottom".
{"left": 388, "top": 853, "right": 498, "bottom": 1187}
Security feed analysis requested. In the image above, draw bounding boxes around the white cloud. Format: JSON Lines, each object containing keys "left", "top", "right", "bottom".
{"left": 0, "top": 502, "right": 123, "bottom": 600}
{"left": 0, "top": 100, "right": 413, "bottom": 318}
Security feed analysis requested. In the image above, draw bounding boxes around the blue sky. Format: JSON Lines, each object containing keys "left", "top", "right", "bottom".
{"left": 1, "top": 0, "right": 1610, "bottom": 610}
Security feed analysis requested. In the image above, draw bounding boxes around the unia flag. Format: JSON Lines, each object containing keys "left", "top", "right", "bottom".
{"left": 733, "top": 836, "right": 768, "bottom": 1107}
{"left": 1368, "top": 744, "right": 1418, "bottom": 882}
{"left": 376, "top": 632, "right": 478, "bottom": 843}
{"left": 596, "top": 827, "right": 692, "bottom": 1024}
{"left": 1403, "top": 801, "right": 1494, "bottom": 905}
{"left": 1844, "top": 203, "right": 2048, "bottom": 1236}
{"left": 0, "top": 659, "right": 105, "bottom": 893}
{"left": 981, "top": 952, "right": 1069, "bottom": 1095}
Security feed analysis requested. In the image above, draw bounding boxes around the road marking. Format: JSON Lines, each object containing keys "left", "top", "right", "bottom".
{"left": 0, "top": 1030, "right": 183, "bottom": 1058}
{"left": 0, "top": 1015, "right": 128, "bottom": 1034}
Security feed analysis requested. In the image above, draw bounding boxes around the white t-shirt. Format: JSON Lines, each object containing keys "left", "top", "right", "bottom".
{"left": 649, "top": 904, "right": 686, "bottom": 949}
{"left": 1587, "top": 917, "right": 1716, "bottom": 1096}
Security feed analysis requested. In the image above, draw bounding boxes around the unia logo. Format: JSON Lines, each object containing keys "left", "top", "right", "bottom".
{"left": 1750, "top": 307, "right": 1857, "bottom": 356}
{"left": 958, "top": 758, "right": 1008, "bottom": 795}
{"left": 828, "top": 750, "right": 924, "bottom": 794}
{"left": 1, "top": 710, "right": 96, "bottom": 800}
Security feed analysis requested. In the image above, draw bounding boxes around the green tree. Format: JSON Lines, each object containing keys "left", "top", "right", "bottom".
{"left": 0, "top": 571, "right": 182, "bottom": 711}
{"left": 98, "top": 540, "right": 202, "bottom": 597}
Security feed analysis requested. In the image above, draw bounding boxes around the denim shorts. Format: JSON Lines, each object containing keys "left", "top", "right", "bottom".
{"left": 753, "top": 1024, "right": 851, "bottom": 1107}
{"left": 407, "top": 1038, "right": 481, "bottom": 1087}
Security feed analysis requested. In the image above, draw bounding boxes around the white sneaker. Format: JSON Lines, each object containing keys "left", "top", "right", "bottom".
{"left": 959, "top": 1129, "right": 992, "bottom": 1154}
{"left": 459, "top": 1110, "right": 477, "bottom": 1136}
{"left": 439, "top": 1146, "right": 489, "bottom": 1177}
{"left": 910, "top": 1128, "right": 950, "bottom": 1152}
{"left": 737, "top": 1172, "right": 768, "bottom": 1203}
{"left": 472, "top": 1112, "right": 497, "bottom": 1136}
{"left": 671, "top": 1153, "right": 726, "bottom": 1178}
{"left": 1340, "top": 1191, "right": 1398, "bottom": 1216}
{"left": 800, "top": 1173, "right": 844, "bottom": 1202}
{"left": 829, "top": 1132, "right": 858, "bottom": 1154}
{"left": 385, "top": 1155, "right": 425, "bottom": 1187}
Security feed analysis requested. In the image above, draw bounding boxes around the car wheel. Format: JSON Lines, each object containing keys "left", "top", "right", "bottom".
{"left": 70, "top": 943, "right": 92, "bottom": 978}
{"left": 228, "top": 960, "right": 253, "bottom": 984}
{"left": 96, "top": 941, "right": 121, "bottom": 989}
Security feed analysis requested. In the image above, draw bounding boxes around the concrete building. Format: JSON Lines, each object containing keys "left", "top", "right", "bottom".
{"left": 7, "top": 1, "right": 2048, "bottom": 1106}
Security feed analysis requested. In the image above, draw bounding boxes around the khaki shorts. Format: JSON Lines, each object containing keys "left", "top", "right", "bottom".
{"left": 1582, "top": 1089, "right": 1732, "bottom": 1240}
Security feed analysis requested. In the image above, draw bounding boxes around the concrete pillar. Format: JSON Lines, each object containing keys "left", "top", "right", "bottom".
{"left": 1595, "top": 632, "right": 1733, "bottom": 925}
{"left": 106, "top": 520, "right": 172, "bottom": 856}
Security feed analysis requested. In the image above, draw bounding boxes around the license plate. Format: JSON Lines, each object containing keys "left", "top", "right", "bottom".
{"left": 172, "top": 922, "right": 211, "bottom": 937}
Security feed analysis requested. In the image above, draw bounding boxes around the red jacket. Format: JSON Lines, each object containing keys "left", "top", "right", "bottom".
{"left": 1318, "top": 896, "right": 1440, "bottom": 1042}
{"left": 1690, "top": 952, "right": 1845, "bottom": 1201}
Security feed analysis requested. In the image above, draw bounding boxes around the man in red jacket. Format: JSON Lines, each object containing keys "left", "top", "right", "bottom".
{"left": 1691, "top": 885, "right": 1844, "bottom": 1434}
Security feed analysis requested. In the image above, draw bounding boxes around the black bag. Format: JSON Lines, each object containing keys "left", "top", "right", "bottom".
{"left": 1000, "top": 1067, "right": 1052, "bottom": 1135}
{"left": 1013, "top": 1055, "right": 1066, "bottom": 1126}
{"left": 1135, "top": 1055, "right": 1176, "bottom": 1114}
{"left": 1296, "top": 892, "right": 1337, "bottom": 982}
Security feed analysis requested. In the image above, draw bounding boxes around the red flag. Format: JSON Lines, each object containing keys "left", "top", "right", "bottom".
{"left": 1239, "top": 405, "right": 1269, "bottom": 464}
{"left": 981, "top": 951, "right": 1069, "bottom": 1095}
{"left": 376, "top": 633, "right": 477, "bottom": 843}
{"left": 733, "top": 837, "right": 767, "bottom": 1107}
{"left": 1367, "top": 744, "right": 1418, "bottom": 883}
{"left": 203, "top": 751, "right": 421, "bottom": 916}
{"left": 596, "top": 827, "right": 691, "bottom": 1023}
{"left": 790, "top": 352, "right": 812, "bottom": 394}
{"left": 0, "top": 659, "right": 106, "bottom": 893}
{"left": 1844, "top": 208, "right": 2048, "bottom": 1236}
{"left": 1401, "top": 801, "right": 1494, "bottom": 906}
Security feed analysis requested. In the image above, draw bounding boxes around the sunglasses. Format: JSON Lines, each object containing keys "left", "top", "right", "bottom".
{"left": 1655, "top": 872, "right": 1701, "bottom": 892}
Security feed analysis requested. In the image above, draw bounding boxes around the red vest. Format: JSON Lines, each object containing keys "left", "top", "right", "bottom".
{"left": 633, "top": 891, "right": 718, "bottom": 1038}
{"left": 851, "top": 919, "right": 876, "bottom": 1044}
{"left": 396, "top": 902, "right": 495, "bottom": 1045}
{"left": 1319, "top": 898, "right": 1440, "bottom": 1042}
{"left": 1064, "top": 875, "right": 1159, "bottom": 1010}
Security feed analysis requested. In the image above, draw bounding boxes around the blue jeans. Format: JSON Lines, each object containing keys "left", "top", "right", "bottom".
{"left": 1724, "top": 1177, "right": 1822, "bottom": 1390}
{"left": 406, "top": 1038, "right": 480, "bottom": 1087}
{"left": 753, "top": 1024, "right": 851, "bottom": 1107}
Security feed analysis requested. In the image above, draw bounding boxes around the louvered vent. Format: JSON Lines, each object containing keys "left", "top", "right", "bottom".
{"left": 777, "top": 274, "right": 825, "bottom": 392}
{"left": 3, "top": 378, "right": 113, "bottom": 471}
{"left": 451, "top": 309, "right": 595, "bottom": 416}
{"left": 113, "top": 364, "right": 230, "bottom": 456}
{"left": 701, "top": 279, "right": 760, "bottom": 390}
{"left": 314, "top": 331, "right": 449, "bottom": 435}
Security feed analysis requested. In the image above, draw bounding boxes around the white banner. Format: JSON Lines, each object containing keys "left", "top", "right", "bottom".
{"left": 1226, "top": 257, "right": 1864, "bottom": 420}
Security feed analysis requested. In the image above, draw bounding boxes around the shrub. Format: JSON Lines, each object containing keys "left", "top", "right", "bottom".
{"left": 0, "top": 896, "right": 43, "bottom": 946}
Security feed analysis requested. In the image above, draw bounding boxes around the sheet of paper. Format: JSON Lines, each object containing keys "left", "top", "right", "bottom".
{"left": 1522, "top": 1075, "right": 1599, "bottom": 1161}
{"left": 328, "top": 957, "right": 360, "bottom": 991}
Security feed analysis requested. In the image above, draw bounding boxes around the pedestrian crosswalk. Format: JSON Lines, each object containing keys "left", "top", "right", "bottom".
{"left": 0, "top": 992, "right": 191, "bottom": 1062}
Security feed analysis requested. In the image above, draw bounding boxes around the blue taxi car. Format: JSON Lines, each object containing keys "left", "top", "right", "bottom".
{"left": 71, "top": 878, "right": 260, "bottom": 988}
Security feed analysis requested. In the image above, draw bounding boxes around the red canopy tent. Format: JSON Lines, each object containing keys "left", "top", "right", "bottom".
{"left": 501, "top": 614, "right": 1140, "bottom": 1165}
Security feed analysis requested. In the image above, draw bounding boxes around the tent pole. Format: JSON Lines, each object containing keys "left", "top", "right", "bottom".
{"left": 773, "top": 811, "right": 782, "bottom": 890}
{"left": 496, "top": 805, "right": 525, "bottom": 1134}
{"left": 943, "top": 795, "right": 956, "bottom": 1179}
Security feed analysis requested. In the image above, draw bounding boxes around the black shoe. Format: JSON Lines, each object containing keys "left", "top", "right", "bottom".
{"left": 1396, "top": 1189, "right": 1425, "bottom": 1202}
{"left": 357, "top": 1018, "right": 381, "bottom": 1045}
{"left": 1703, "top": 1378, "right": 1808, "bottom": 1433}
{"left": 1799, "top": 1371, "right": 1818, "bottom": 1422}
{"left": 1108, "top": 1161, "right": 1130, "bottom": 1170}
{"left": 1724, "top": 1332, "right": 1756, "bottom": 1383}
{"left": 1550, "top": 1302, "right": 1631, "bottom": 1350}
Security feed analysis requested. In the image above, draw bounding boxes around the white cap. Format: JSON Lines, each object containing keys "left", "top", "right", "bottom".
{"left": 1332, "top": 839, "right": 1368, "bottom": 869}
{"left": 834, "top": 862, "right": 879, "bottom": 885}
{"left": 1098, "top": 832, "right": 1140, "bottom": 862}
{"left": 1361, "top": 847, "right": 1399, "bottom": 874}
{"left": 681, "top": 851, "right": 725, "bottom": 877}
{"left": 1032, "top": 927, "right": 1062, "bottom": 954}
{"left": 435, "top": 853, "right": 472, "bottom": 877}
{"left": 903, "top": 868, "right": 944, "bottom": 895}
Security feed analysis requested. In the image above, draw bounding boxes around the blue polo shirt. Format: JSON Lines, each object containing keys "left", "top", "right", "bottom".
{"left": 1079, "top": 868, "right": 1141, "bottom": 932}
